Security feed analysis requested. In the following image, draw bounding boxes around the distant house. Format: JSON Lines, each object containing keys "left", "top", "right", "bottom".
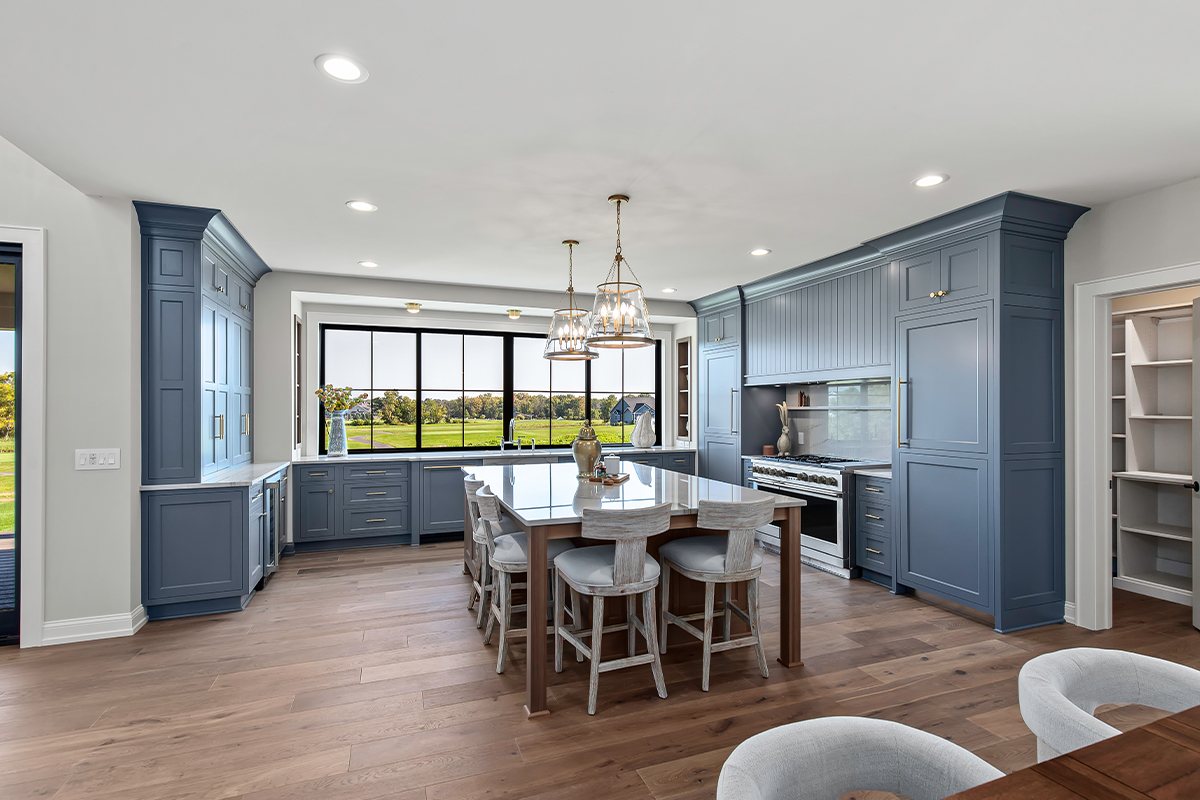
{"left": 609, "top": 397, "right": 655, "bottom": 426}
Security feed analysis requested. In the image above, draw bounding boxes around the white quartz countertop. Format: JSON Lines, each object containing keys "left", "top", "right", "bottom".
{"left": 141, "top": 461, "right": 291, "bottom": 491}
{"left": 470, "top": 460, "right": 804, "bottom": 527}
{"left": 853, "top": 467, "right": 892, "bottom": 479}
{"left": 293, "top": 445, "right": 696, "bottom": 465}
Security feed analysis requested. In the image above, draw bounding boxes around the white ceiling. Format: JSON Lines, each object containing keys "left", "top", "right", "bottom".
{"left": 3, "top": 1, "right": 1199, "bottom": 301}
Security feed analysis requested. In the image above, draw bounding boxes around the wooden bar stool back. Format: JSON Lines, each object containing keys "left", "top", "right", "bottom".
{"left": 553, "top": 501, "right": 672, "bottom": 715}
{"left": 658, "top": 496, "right": 775, "bottom": 690}
{"left": 476, "top": 485, "right": 577, "bottom": 674}
{"left": 463, "top": 475, "right": 489, "bottom": 628}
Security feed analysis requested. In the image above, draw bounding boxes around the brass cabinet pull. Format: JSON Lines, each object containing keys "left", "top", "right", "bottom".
{"left": 241, "top": 414, "right": 250, "bottom": 435}
{"left": 864, "top": 486, "right": 883, "bottom": 492}
{"left": 366, "top": 518, "right": 386, "bottom": 523}
{"left": 866, "top": 547, "right": 882, "bottom": 554}
{"left": 366, "top": 491, "right": 387, "bottom": 496}
{"left": 366, "top": 470, "right": 387, "bottom": 474}
{"left": 865, "top": 513, "right": 883, "bottom": 520}
{"left": 240, "top": 304, "right": 249, "bottom": 311}
{"left": 310, "top": 471, "right": 326, "bottom": 477}
{"left": 897, "top": 380, "right": 908, "bottom": 447}
{"left": 215, "top": 414, "right": 225, "bottom": 440}
{"left": 424, "top": 465, "right": 466, "bottom": 470}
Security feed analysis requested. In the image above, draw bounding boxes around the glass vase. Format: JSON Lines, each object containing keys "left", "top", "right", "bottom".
{"left": 327, "top": 410, "right": 348, "bottom": 458}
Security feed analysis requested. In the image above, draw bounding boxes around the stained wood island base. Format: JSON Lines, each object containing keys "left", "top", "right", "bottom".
{"left": 467, "top": 460, "right": 805, "bottom": 717}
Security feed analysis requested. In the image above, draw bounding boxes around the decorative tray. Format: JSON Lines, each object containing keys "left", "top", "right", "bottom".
{"left": 587, "top": 473, "right": 629, "bottom": 485}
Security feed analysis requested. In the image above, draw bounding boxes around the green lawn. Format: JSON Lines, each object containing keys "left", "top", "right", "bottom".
{"left": 340, "top": 419, "right": 632, "bottom": 450}
{"left": 0, "top": 451, "right": 13, "bottom": 533}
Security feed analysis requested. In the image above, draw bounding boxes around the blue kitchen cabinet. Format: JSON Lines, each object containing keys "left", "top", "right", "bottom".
{"left": 896, "top": 305, "right": 990, "bottom": 455}
{"left": 296, "top": 481, "right": 339, "bottom": 541}
{"left": 896, "top": 236, "right": 988, "bottom": 314}
{"left": 896, "top": 452, "right": 991, "bottom": 610}
{"left": 624, "top": 454, "right": 662, "bottom": 469}
{"left": 701, "top": 307, "right": 739, "bottom": 347}
{"left": 854, "top": 474, "right": 893, "bottom": 587}
{"left": 661, "top": 452, "right": 696, "bottom": 474}
{"left": 419, "top": 460, "right": 483, "bottom": 538}
{"left": 137, "top": 202, "right": 270, "bottom": 485}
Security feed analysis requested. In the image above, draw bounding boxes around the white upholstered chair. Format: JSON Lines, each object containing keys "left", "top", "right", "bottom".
{"left": 658, "top": 496, "right": 775, "bottom": 690}
{"left": 464, "top": 474, "right": 520, "bottom": 629}
{"left": 1018, "top": 646, "right": 1200, "bottom": 761}
{"left": 475, "top": 485, "right": 577, "bottom": 674}
{"left": 553, "top": 501, "right": 671, "bottom": 715}
{"left": 716, "top": 716, "right": 1003, "bottom": 800}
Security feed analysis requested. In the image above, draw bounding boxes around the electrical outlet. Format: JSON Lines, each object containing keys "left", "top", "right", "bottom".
{"left": 75, "top": 448, "right": 121, "bottom": 470}
{"left": 796, "top": 431, "right": 804, "bottom": 445}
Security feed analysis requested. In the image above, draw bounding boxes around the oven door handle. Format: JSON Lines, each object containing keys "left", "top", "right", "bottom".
{"left": 755, "top": 482, "right": 843, "bottom": 500}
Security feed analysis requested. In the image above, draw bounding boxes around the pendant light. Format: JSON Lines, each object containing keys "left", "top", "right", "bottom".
{"left": 543, "top": 240, "right": 598, "bottom": 361}
{"left": 585, "top": 195, "right": 654, "bottom": 348}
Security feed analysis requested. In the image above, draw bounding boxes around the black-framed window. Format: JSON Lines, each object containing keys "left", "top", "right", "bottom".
{"left": 319, "top": 324, "right": 661, "bottom": 453}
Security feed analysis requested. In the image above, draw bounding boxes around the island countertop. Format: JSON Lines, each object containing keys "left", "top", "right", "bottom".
{"left": 292, "top": 444, "right": 697, "bottom": 465}
{"left": 469, "top": 459, "right": 804, "bottom": 527}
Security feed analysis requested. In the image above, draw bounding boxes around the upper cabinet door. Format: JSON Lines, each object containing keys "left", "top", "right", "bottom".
{"left": 230, "top": 274, "right": 253, "bottom": 319}
{"left": 702, "top": 347, "right": 739, "bottom": 437}
{"left": 897, "top": 250, "right": 941, "bottom": 313}
{"left": 898, "top": 305, "right": 990, "bottom": 454}
{"left": 203, "top": 250, "right": 230, "bottom": 306}
{"left": 718, "top": 308, "right": 739, "bottom": 346}
{"left": 147, "top": 238, "right": 198, "bottom": 288}
{"left": 941, "top": 236, "right": 989, "bottom": 304}
{"left": 701, "top": 308, "right": 740, "bottom": 347}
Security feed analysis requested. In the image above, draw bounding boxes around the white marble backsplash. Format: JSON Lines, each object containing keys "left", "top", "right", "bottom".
{"left": 782, "top": 379, "right": 892, "bottom": 462}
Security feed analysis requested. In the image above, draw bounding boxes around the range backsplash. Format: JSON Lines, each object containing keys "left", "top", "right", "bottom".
{"left": 781, "top": 379, "right": 892, "bottom": 463}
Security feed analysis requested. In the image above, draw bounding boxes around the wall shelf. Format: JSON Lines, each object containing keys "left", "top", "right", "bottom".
{"left": 788, "top": 405, "right": 891, "bottom": 412}
{"left": 1120, "top": 522, "right": 1192, "bottom": 542}
{"left": 1129, "top": 414, "right": 1192, "bottom": 421}
{"left": 1131, "top": 359, "right": 1193, "bottom": 367}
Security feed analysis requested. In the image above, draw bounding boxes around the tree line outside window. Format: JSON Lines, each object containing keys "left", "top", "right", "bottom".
{"left": 319, "top": 325, "right": 659, "bottom": 452}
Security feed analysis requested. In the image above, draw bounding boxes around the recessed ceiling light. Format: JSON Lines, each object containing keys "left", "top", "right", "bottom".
{"left": 359, "top": 261, "right": 379, "bottom": 268}
{"left": 315, "top": 54, "right": 368, "bottom": 84}
{"left": 406, "top": 302, "right": 420, "bottom": 314}
{"left": 508, "top": 309, "right": 522, "bottom": 319}
{"left": 913, "top": 174, "right": 948, "bottom": 188}
{"left": 661, "top": 288, "right": 678, "bottom": 293}
{"left": 750, "top": 249, "right": 772, "bottom": 256}
{"left": 346, "top": 200, "right": 377, "bottom": 212}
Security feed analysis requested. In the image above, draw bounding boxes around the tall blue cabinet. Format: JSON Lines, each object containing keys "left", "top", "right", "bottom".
{"left": 694, "top": 191, "right": 1087, "bottom": 632}
{"left": 136, "top": 202, "right": 277, "bottom": 621}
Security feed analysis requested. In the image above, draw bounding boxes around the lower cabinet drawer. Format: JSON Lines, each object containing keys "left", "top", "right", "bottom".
{"left": 859, "top": 502, "right": 889, "bottom": 531}
{"left": 342, "top": 505, "right": 410, "bottom": 539}
{"left": 858, "top": 531, "right": 891, "bottom": 576}
{"left": 662, "top": 454, "right": 695, "bottom": 474}
{"left": 345, "top": 481, "right": 410, "bottom": 505}
{"left": 297, "top": 465, "right": 337, "bottom": 482}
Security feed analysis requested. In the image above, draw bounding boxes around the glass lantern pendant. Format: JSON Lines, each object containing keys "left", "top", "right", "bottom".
{"left": 544, "top": 240, "right": 598, "bottom": 361}
{"left": 585, "top": 195, "right": 654, "bottom": 348}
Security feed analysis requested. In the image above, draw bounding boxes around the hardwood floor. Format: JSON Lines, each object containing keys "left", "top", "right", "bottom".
{"left": 2, "top": 543, "right": 1197, "bottom": 800}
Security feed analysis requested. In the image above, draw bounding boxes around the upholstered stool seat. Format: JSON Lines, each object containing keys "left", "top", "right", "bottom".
{"left": 554, "top": 545, "right": 661, "bottom": 590}
{"left": 659, "top": 535, "right": 764, "bottom": 574}
{"left": 492, "top": 533, "right": 576, "bottom": 567}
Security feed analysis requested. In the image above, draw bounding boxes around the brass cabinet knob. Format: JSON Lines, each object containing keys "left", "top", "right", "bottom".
{"left": 929, "top": 292, "right": 936, "bottom": 298}
{"left": 937, "top": 290, "right": 947, "bottom": 297}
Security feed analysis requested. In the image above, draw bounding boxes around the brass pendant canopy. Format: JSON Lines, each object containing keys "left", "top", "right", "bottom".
{"left": 585, "top": 195, "right": 654, "bottom": 349}
{"left": 544, "top": 240, "right": 598, "bottom": 361}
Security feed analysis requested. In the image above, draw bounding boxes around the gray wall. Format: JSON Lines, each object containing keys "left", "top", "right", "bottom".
{"left": 1063, "top": 174, "right": 1200, "bottom": 604}
{"left": 0, "top": 134, "right": 141, "bottom": 626}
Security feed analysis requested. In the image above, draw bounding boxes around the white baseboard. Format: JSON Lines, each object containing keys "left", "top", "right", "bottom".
{"left": 40, "top": 605, "right": 147, "bottom": 646}
{"left": 1064, "top": 601, "right": 1077, "bottom": 626}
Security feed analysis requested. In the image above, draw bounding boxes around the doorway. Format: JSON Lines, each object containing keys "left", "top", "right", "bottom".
{"left": 0, "top": 243, "right": 19, "bottom": 644}
{"left": 1075, "top": 260, "right": 1200, "bottom": 631}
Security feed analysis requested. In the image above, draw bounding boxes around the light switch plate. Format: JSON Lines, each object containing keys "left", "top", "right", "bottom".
{"left": 75, "top": 448, "right": 121, "bottom": 470}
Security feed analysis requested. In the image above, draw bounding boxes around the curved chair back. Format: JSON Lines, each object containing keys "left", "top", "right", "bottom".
{"left": 464, "top": 475, "right": 485, "bottom": 540}
{"left": 475, "top": 486, "right": 504, "bottom": 556}
{"left": 698, "top": 497, "right": 775, "bottom": 573}
{"left": 717, "top": 716, "right": 1002, "bottom": 800}
{"left": 580, "top": 502, "right": 671, "bottom": 585}
{"left": 1019, "top": 647, "right": 1200, "bottom": 760}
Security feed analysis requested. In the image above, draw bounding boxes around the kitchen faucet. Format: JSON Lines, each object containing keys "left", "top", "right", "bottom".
{"left": 502, "top": 418, "right": 523, "bottom": 450}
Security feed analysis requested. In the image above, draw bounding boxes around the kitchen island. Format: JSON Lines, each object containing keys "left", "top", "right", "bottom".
{"left": 468, "top": 460, "right": 805, "bottom": 717}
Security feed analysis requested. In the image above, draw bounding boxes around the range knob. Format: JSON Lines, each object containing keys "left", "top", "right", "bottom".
{"left": 773, "top": 468, "right": 784, "bottom": 476}
{"left": 796, "top": 472, "right": 807, "bottom": 481}
{"left": 825, "top": 476, "right": 837, "bottom": 486}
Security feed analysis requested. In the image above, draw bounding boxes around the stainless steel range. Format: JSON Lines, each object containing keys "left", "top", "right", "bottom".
{"left": 748, "top": 453, "right": 887, "bottom": 578}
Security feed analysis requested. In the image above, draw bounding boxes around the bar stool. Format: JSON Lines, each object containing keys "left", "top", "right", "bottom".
{"left": 464, "top": 474, "right": 519, "bottom": 629}
{"left": 658, "top": 496, "right": 775, "bottom": 691}
{"left": 475, "top": 485, "right": 578, "bottom": 674}
{"left": 553, "top": 502, "right": 671, "bottom": 715}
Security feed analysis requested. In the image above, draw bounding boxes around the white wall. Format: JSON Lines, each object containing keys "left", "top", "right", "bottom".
{"left": 1064, "top": 174, "right": 1200, "bottom": 603}
{"left": 252, "top": 271, "right": 694, "bottom": 463}
{"left": 0, "top": 135, "right": 140, "bottom": 637}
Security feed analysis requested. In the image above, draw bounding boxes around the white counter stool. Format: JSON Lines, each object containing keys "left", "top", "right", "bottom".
{"left": 476, "top": 486, "right": 578, "bottom": 674}
{"left": 717, "top": 716, "right": 1001, "bottom": 800}
{"left": 464, "top": 474, "right": 520, "bottom": 629}
{"left": 1019, "top": 646, "right": 1200, "bottom": 761}
{"left": 658, "top": 496, "right": 775, "bottom": 691}
{"left": 553, "top": 502, "right": 671, "bottom": 716}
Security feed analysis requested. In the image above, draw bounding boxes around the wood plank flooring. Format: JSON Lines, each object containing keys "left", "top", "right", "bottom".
{"left": 2, "top": 543, "right": 1198, "bottom": 800}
